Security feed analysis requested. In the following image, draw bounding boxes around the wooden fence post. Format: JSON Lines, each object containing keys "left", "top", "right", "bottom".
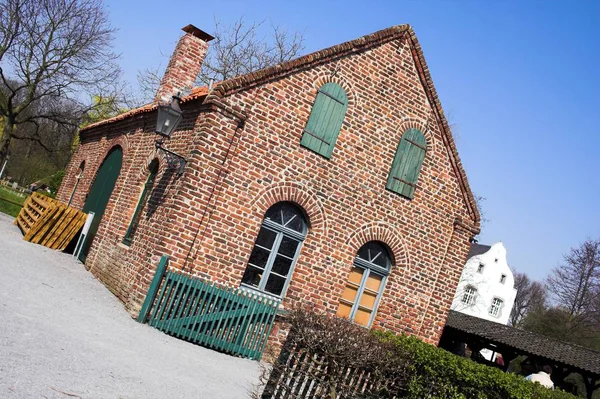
{"left": 261, "top": 330, "right": 295, "bottom": 399}
{"left": 137, "top": 255, "right": 169, "bottom": 323}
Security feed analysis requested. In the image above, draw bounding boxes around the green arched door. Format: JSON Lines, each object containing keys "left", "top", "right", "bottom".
{"left": 79, "top": 147, "right": 123, "bottom": 262}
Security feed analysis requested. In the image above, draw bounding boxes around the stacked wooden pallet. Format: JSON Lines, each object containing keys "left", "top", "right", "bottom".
{"left": 14, "top": 192, "right": 87, "bottom": 250}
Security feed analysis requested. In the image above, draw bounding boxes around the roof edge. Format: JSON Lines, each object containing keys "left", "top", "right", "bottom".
{"left": 210, "top": 24, "right": 411, "bottom": 98}
{"left": 405, "top": 28, "right": 481, "bottom": 230}
{"left": 79, "top": 86, "right": 210, "bottom": 133}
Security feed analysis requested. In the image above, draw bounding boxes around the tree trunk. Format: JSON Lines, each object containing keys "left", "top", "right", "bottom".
{"left": 0, "top": 118, "right": 14, "bottom": 174}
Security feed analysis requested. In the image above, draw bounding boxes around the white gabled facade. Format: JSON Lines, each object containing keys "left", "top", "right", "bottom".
{"left": 451, "top": 242, "right": 517, "bottom": 325}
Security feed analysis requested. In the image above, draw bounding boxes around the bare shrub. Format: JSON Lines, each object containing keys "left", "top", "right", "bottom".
{"left": 255, "top": 309, "right": 411, "bottom": 399}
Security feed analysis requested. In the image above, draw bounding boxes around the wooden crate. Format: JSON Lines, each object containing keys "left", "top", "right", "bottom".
{"left": 14, "top": 192, "right": 87, "bottom": 251}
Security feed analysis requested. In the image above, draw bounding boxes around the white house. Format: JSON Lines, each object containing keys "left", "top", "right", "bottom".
{"left": 451, "top": 242, "right": 517, "bottom": 325}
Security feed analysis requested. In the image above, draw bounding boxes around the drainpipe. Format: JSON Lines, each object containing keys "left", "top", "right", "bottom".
{"left": 0, "top": 155, "right": 9, "bottom": 180}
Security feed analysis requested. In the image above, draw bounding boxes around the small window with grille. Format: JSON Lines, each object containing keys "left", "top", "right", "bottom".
{"left": 489, "top": 298, "right": 503, "bottom": 317}
{"left": 462, "top": 286, "right": 477, "bottom": 305}
{"left": 500, "top": 274, "right": 506, "bottom": 284}
{"left": 477, "top": 263, "right": 484, "bottom": 273}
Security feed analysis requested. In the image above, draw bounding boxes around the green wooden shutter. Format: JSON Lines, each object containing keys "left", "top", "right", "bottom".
{"left": 123, "top": 160, "right": 159, "bottom": 245}
{"left": 300, "top": 83, "right": 348, "bottom": 158}
{"left": 386, "top": 128, "right": 426, "bottom": 199}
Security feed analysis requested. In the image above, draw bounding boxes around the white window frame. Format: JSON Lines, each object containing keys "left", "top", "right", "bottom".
{"left": 489, "top": 297, "right": 503, "bottom": 317}
{"left": 462, "top": 285, "right": 477, "bottom": 305}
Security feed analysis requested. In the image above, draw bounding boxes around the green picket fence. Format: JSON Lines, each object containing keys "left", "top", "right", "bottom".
{"left": 138, "top": 256, "right": 280, "bottom": 360}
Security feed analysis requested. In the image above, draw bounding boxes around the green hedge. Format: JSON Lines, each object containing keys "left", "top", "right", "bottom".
{"left": 375, "top": 331, "right": 577, "bottom": 399}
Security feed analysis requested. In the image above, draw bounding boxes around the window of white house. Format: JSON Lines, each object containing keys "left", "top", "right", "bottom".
{"left": 489, "top": 298, "right": 503, "bottom": 317}
{"left": 241, "top": 202, "right": 307, "bottom": 297}
{"left": 500, "top": 274, "right": 506, "bottom": 284}
{"left": 462, "top": 286, "right": 477, "bottom": 305}
{"left": 477, "top": 263, "right": 484, "bottom": 273}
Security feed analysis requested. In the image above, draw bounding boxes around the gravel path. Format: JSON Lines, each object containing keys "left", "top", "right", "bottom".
{"left": 0, "top": 212, "right": 261, "bottom": 399}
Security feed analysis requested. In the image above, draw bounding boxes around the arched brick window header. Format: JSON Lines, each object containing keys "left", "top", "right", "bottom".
{"left": 346, "top": 222, "right": 409, "bottom": 268}
{"left": 251, "top": 182, "right": 327, "bottom": 236}
{"left": 312, "top": 73, "right": 357, "bottom": 109}
{"left": 396, "top": 117, "right": 435, "bottom": 153}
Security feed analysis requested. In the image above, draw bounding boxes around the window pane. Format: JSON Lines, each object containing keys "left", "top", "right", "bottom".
{"left": 357, "top": 245, "right": 369, "bottom": 261}
{"left": 255, "top": 227, "right": 277, "bottom": 249}
{"left": 285, "top": 214, "right": 304, "bottom": 233}
{"left": 348, "top": 267, "right": 364, "bottom": 284}
{"left": 271, "top": 254, "right": 293, "bottom": 277}
{"left": 354, "top": 308, "right": 372, "bottom": 326}
{"left": 365, "top": 273, "right": 383, "bottom": 291}
{"left": 370, "top": 252, "right": 388, "bottom": 268}
{"left": 278, "top": 236, "right": 299, "bottom": 258}
{"left": 241, "top": 265, "right": 263, "bottom": 288}
{"left": 265, "top": 274, "right": 286, "bottom": 296}
{"left": 265, "top": 206, "right": 283, "bottom": 224}
{"left": 359, "top": 291, "right": 377, "bottom": 309}
{"left": 336, "top": 302, "right": 352, "bottom": 318}
{"left": 357, "top": 242, "right": 390, "bottom": 269}
{"left": 265, "top": 202, "right": 306, "bottom": 233}
{"left": 281, "top": 205, "right": 298, "bottom": 225}
{"left": 341, "top": 285, "right": 359, "bottom": 302}
{"left": 248, "top": 246, "right": 270, "bottom": 268}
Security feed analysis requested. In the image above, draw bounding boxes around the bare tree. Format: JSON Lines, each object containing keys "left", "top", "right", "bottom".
{"left": 136, "top": 16, "right": 305, "bottom": 104}
{"left": 546, "top": 239, "right": 600, "bottom": 333}
{"left": 0, "top": 0, "right": 121, "bottom": 168}
{"left": 1, "top": 92, "right": 86, "bottom": 185}
{"left": 473, "top": 194, "right": 489, "bottom": 233}
{"left": 136, "top": 66, "right": 162, "bottom": 106}
{"left": 509, "top": 271, "right": 546, "bottom": 328}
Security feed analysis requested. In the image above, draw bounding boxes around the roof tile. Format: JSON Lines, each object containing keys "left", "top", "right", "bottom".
{"left": 446, "top": 310, "right": 600, "bottom": 376}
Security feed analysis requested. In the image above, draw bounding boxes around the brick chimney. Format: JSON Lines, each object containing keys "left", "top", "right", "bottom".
{"left": 154, "top": 24, "right": 214, "bottom": 103}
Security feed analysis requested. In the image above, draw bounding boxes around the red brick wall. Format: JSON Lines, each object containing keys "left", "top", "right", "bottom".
{"left": 58, "top": 31, "right": 477, "bottom": 345}
{"left": 57, "top": 105, "right": 208, "bottom": 309}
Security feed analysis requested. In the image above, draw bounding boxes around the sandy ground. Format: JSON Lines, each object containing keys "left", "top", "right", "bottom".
{"left": 0, "top": 212, "right": 261, "bottom": 399}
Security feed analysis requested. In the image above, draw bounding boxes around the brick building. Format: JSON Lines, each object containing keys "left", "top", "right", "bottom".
{"left": 57, "top": 24, "right": 480, "bottom": 345}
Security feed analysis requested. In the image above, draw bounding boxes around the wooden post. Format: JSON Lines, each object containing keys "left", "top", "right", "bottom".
{"left": 262, "top": 331, "right": 295, "bottom": 399}
{"left": 137, "top": 255, "right": 169, "bottom": 323}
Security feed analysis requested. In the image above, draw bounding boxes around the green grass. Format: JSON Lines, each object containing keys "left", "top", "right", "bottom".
{"left": 0, "top": 186, "right": 26, "bottom": 217}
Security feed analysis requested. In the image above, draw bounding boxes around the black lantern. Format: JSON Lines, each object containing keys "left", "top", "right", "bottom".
{"left": 155, "top": 95, "right": 183, "bottom": 138}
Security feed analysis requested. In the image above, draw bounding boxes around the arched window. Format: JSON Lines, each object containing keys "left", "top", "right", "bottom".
{"left": 123, "top": 159, "right": 159, "bottom": 245}
{"left": 241, "top": 202, "right": 307, "bottom": 297}
{"left": 336, "top": 241, "right": 391, "bottom": 327}
{"left": 300, "top": 82, "right": 348, "bottom": 159}
{"left": 489, "top": 298, "right": 503, "bottom": 317}
{"left": 386, "top": 128, "right": 427, "bottom": 199}
{"left": 462, "top": 285, "right": 477, "bottom": 305}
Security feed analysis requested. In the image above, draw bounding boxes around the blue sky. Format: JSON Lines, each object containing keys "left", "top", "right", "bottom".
{"left": 104, "top": 0, "right": 599, "bottom": 281}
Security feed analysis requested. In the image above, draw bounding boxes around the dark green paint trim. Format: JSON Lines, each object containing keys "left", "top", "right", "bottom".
{"left": 137, "top": 255, "right": 169, "bottom": 323}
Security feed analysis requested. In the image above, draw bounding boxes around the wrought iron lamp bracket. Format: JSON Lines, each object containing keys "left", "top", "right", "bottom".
{"left": 155, "top": 139, "right": 186, "bottom": 175}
